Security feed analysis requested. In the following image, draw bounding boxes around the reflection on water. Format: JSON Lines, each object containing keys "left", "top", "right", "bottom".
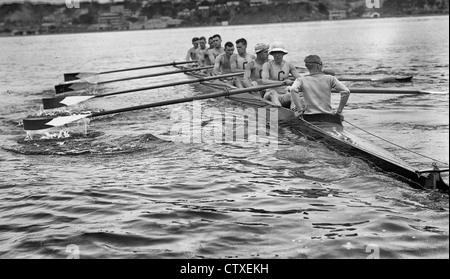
{"left": 0, "top": 16, "right": 448, "bottom": 259}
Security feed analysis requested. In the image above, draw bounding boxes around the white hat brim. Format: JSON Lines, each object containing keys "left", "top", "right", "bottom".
{"left": 269, "top": 48, "right": 288, "bottom": 54}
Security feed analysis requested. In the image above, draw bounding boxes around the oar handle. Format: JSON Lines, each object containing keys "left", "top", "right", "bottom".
{"left": 91, "top": 83, "right": 285, "bottom": 118}
{"left": 99, "top": 61, "right": 199, "bottom": 74}
{"left": 97, "top": 72, "right": 244, "bottom": 98}
{"left": 97, "top": 65, "right": 213, "bottom": 85}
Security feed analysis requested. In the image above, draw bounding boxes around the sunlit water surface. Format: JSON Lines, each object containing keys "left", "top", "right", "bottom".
{"left": 0, "top": 16, "right": 448, "bottom": 259}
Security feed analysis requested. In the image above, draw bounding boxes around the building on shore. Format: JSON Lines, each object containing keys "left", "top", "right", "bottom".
{"left": 329, "top": 10, "right": 347, "bottom": 20}
{"left": 362, "top": 11, "right": 381, "bottom": 18}
{"left": 129, "top": 16, "right": 182, "bottom": 30}
{"left": 250, "top": 0, "right": 271, "bottom": 7}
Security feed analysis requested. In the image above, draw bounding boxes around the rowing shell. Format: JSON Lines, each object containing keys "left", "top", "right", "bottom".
{"left": 175, "top": 66, "right": 449, "bottom": 192}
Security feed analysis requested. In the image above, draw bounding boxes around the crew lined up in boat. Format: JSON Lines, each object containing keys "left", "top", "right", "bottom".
{"left": 243, "top": 42, "right": 270, "bottom": 88}
{"left": 212, "top": 41, "right": 235, "bottom": 79}
{"left": 207, "top": 34, "right": 225, "bottom": 65}
{"left": 289, "top": 54, "right": 350, "bottom": 121}
{"left": 230, "top": 38, "right": 255, "bottom": 88}
{"left": 195, "top": 37, "right": 212, "bottom": 66}
{"left": 261, "top": 42, "right": 300, "bottom": 108}
{"left": 186, "top": 37, "right": 199, "bottom": 62}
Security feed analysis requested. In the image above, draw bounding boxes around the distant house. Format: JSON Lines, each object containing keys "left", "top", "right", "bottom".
{"left": 98, "top": 12, "right": 123, "bottom": 30}
{"left": 160, "top": 16, "right": 183, "bottom": 27}
{"left": 110, "top": 5, "right": 132, "bottom": 18}
{"left": 362, "top": 12, "right": 381, "bottom": 18}
{"left": 226, "top": 1, "right": 240, "bottom": 6}
{"left": 87, "top": 23, "right": 110, "bottom": 31}
{"left": 329, "top": 10, "right": 347, "bottom": 20}
{"left": 177, "top": 8, "right": 192, "bottom": 18}
{"left": 250, "top": 0, "right": 271, "bottom": 6}
{"left": 129, "top": 16, "right": 181, "bottom": 30}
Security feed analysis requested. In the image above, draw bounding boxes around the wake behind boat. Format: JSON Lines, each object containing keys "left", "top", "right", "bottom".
{"left": 174, "top": 65, "right": 449, "bottom": 192}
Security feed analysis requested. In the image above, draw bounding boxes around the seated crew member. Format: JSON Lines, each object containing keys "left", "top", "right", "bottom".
{"left": 289, "top": 54, "right": 350, "bottom": 121}
{"left": 186, "top": 37, "right": 199, "bottom": 61}
{"left": 207, "top": 34, "right": 225, "bottom": 67}
{"left": 261, "top": 42, "right": 301, "bottom": 108}
{"left": 195, "top": 37, "right": 212, "bottom": 66}
{"left": 230, "top": 38, "right": 255, "bottom": 88}
{"left": 243, "top": 43, "right": 270, "bottom": 88}
{"left": 212, "top": 41, "right": 235, "bottom": 81}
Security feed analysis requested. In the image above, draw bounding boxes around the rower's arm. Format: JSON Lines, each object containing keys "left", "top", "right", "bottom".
{"left": 207, "top": 50, "right": 216, "bottom": 68}
{"left": 230, "top": 54, "right": 238, "bottom": 72}
{"left": 186, "top": 49, "right": 192, "bottom": 61}
{"left": 243, "top": 62, "right": 254, "bottom": 88}
{"left": 333, "top": 77, "right": 350, "bottom": 114}
{"left": 212, "top": 55, "right": 221, "bottom": 75}
{"left": 186, "top": 48, "right": 193, "bottom": 61}
{"left": 289, "top": 78, "right": 306, "bottom": 111}
{"left": 290, "top": 64, "right": 301, "bottom": 79}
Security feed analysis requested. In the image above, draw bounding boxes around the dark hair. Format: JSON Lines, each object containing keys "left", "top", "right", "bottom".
{"left": 212, "top": 34, "right": 222, "bottom": 40}
{"left": 199, "top": 36, "right": 206, "bottom": 41}
{"left": 224, "top": 41, "right": 234, "bottom": 48}
{"left": 236, "top": 38, "right": 247, "bottom": 46}
{"left": 192, "top": 37, "right": 199, "bottom": 42}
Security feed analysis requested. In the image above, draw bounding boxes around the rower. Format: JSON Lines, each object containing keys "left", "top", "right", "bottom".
{"left": 289, "top": 54, "right": 350, "bottom": 122}
{"left": 186, "top": 37, "right": 199, "bottom": 62}
{"left": 212, "top": 42, "right": 235, "bottom": 82}
{"left": 207, "top": 34, "right": 225, "bottom": 66}
{"left": 208, "top": 36, "right": 214, "bottom": 50}
{"left": 195, "top": 37, "right": 212, "bottom": 66}
{"left": 230, "top": 38, "right": 255, "bottom": 88}
{"left": 243, "top": 42, "right": 270, "bottom": 88}
{"left": 261, "top": 42, "right": 300, "bottom": 108}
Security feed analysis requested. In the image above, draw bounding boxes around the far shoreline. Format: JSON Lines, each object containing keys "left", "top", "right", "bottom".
{"left": 0, "top": 13, "right": 448, "bottom": 38}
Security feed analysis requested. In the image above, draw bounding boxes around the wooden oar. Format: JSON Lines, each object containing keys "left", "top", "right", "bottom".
{"left": 43, "top": 72, "right": 244, "bottom": 109}
{"left": 339, "top": 88, "right": 445, "bottom": 94}
{"left": 294, "top": 67, "right": 413, "bottom": 82}
{"left": 55, "top": 65, "right": 213, "bottom": 94}
{"left": 23, "top": 82, "right": 285, "bottom": 131}
{"left": 64, "top": 60, "right": 200, "bottom": 81}
{"left": 339, "top": 76, "right": 414, "bottom": 82}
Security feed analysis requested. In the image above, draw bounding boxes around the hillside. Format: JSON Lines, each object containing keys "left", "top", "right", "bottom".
{"left": 0, "top": 0, "right": 448, "bottom": 34}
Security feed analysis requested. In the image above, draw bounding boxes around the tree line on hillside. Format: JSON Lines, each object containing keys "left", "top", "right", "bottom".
{"left": 0, "top": 0, "right": 448, "bottom": 33}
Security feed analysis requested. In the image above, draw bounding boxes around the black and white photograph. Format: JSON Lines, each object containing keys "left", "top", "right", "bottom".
{"left": 0, "top": 0, "right": 448, "bottom": 263}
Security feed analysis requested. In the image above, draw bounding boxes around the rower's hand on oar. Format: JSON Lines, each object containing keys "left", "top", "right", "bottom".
{"left": 335, "top": 111, "right": 344, "bottom": 121}
{"left": 283, "top": 80, "right": 293, "bottom": 86}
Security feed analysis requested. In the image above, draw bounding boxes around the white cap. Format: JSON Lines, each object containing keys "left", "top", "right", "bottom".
{"left": 269, "top": 42, "right": 288, "bottom": 55}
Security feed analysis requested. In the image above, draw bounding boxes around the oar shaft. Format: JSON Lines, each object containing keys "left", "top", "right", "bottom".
{"left": 99, "top": 61, "right": 199, "bottom": 74}
{"left": 91, "top": 83, "right": 284, "bottom": 118}
{"left": 97, "top": 72, "right": 243, "bottom": 98}
{"left": 97, "top": 65, "right": 213, "bottom": 85}
{"left": 346, "top": 88, "right": 428, "bottom": 94}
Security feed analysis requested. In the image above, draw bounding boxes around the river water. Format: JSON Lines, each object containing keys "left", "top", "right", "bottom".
{"left": 0, "top": 15, "right": 448, "bottom": 259}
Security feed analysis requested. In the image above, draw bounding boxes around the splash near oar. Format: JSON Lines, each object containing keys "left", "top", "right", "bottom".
{"left": 55, "top": 65, "right": 213, "bottom": 94}
{"left": 63, "top": 60, "right": 200, "bottom": 81}
{"left": 24, "top": 82, "right": 285, "bottom": 131}
{"left": 43, "top": 72, "right": 244, "bottom": 110}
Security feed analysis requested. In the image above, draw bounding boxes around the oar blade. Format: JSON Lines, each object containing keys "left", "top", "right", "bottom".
{"left": 43, "top": 96, "right": 96, "bottom": 110}
{"left": 23, "top": 114, "right": 90, "bottom": 131}
{"left": 375, "top": 76, "right": 414, "bottom": 82}
{"left": 64, "top": 72, "right": 98, "bottom": 81}
{"left": 55, "top": 81, "right": 95, "bottom": 94}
